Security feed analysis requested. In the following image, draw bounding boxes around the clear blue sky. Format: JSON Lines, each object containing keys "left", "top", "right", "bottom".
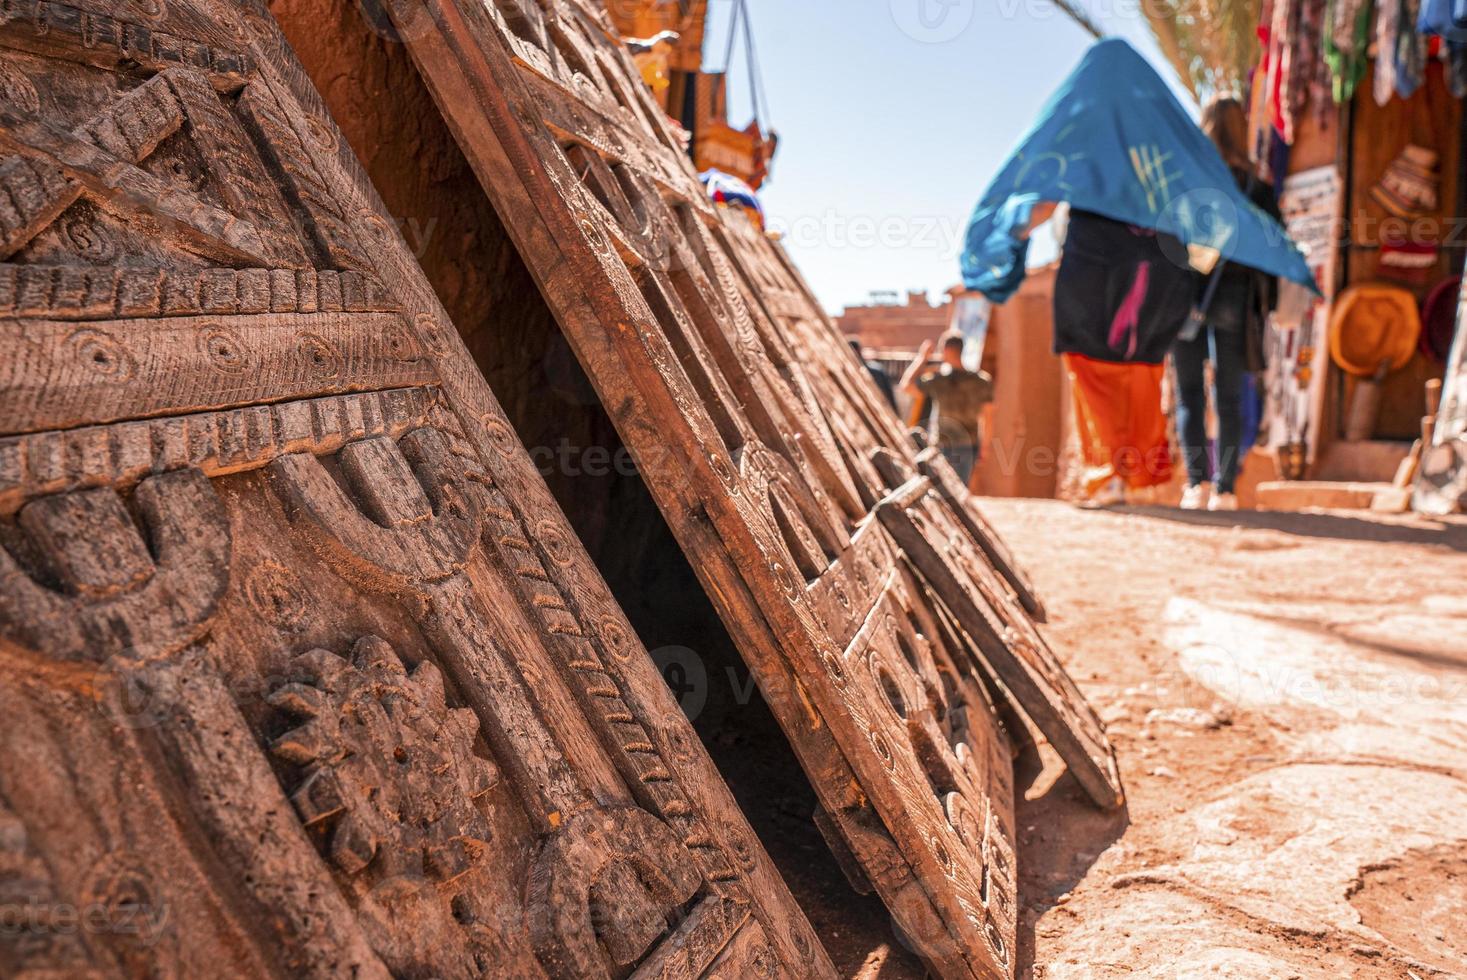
{"left": 703, "top": 1, "right": 1190, "bottom": 314}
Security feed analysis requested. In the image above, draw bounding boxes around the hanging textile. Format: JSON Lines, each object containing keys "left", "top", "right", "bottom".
{"left": 1376, "top": 0, "right": 1404, "bottom": 103}
{"left": 1303, "top": 0, "right": 1338, "bottom": 128}
{"left": 1325, "top": 0, "right": 1375, "bottom": 103}
{"left": 1418, "top": 0, "right": 1467, "bottom": 40}
{"left": 1268, "top": 0, "right": 1301, "bottom": 140}
{"left": 1292, "top": 0, "right": 1330, "bottom": 133}
{"left": 1252, "top": 30, "right": 1277, "bottom": 164}
{"left": 1397, "top": 0, "right": 1429, "bottom": 97}
{"left": 961, "top": 39, "right": 1317, "bottom": 304}
{"left": 1252, "top": 2, "right": 1282, "bottom": 160}
{"left": 1377, "top": 0, "right": 1428, "bottom": 102}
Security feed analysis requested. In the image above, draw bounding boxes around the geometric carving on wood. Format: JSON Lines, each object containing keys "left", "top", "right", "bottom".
{"left": 76, "top": 852, "right": 177, "bottom": 979}
{"left": 232, "top": 78, "right": 379, "bottom": 272}
{"left": 527, "top": 806, "right": 702, "bottom": 976}
{"left": 0, "top": 265, "right": 396, "bottom": 321}
{"left": 877, "top": 477, "right": 1123, "bottom": 811}
{"left": 268, "top": 635, "right": 500, "bottom": 882}
{"left": 0, "top": 1, "right": 829, "bottom": 976}
{"left": 370, "top": 0, "right": 1022, "bottom": 973}
{"left": 0, "top": 467, "right": 229, "bottom": 668}
{"left": 0, "top": 1, "right": 254, "bottom": 84}
{"left": 0, "top": 69, "right": 276, "bottom": 266}
{"left": 0, "top": 386, "right": 438, "bottom": 514}
{"left": 0, "top": 63, "right": 305, "bottom": 267}
{"left": 267, "top": 426, "right": 485, "bottom": 590}
{"left": 714, "top": 206, "right": 917, "bottom": 489}
{"left": 259, "top": 419, "right": 796, "bottom": 975}
{"left": 2, "top": 310, "right": 433, "bottom": 435}
{"left": 638, "top": 898, "right": 789, "bottom": 980}
{"left": 916, "top": 447, "right": 1048, "bottom": 623}
{"left": 831, "top": 558, "right": 1017, "bottom": 978}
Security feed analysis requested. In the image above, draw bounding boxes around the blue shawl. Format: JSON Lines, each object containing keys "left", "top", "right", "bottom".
{"left": 960, "top": 39, "right": 1318, "bottom": 303}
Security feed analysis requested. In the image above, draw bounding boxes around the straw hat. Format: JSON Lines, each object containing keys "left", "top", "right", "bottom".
{"left": 1328, "top": 284, "right": 1422, "bottom": 376}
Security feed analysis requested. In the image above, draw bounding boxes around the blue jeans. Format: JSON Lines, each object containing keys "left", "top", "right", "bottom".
{"left": 942, "top": 444, "right": 979, "bottom": 486}
{"left": 1173, "top": 324, "right": 1245, "bottom": 494}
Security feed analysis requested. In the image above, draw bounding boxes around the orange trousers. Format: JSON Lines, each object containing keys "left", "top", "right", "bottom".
{"left": 1063, "top": 353, "right": 1173, "bottom": 494}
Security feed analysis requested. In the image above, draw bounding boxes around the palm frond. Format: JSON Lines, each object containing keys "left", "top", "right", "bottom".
{"left": 1141, "top": 0, "right": 1263, "bottom": 104}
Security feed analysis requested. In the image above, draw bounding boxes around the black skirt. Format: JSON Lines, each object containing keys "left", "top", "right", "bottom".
{"left": 1053, "top": 209, "right": 1197, "bottom": 365}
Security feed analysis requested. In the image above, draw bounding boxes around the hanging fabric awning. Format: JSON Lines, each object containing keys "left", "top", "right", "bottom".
{"left": 960, "top": 38, "right": 1319, "bottom": 303}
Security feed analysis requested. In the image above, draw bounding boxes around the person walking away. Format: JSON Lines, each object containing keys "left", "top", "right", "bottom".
{"left": 1174, "top": 97, "right": 1281, "bottom": 512}
{"left": 900, "top": 333, "right": 994, "bottom": 485}
{"left": 1053, "top": 210, "right": 1195, "bottom": 506}
{"left": 850, "top": 339, "right": 898, "bottom": 409}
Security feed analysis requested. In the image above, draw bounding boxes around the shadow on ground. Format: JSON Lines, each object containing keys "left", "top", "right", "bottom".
{"left": 1115, "top": 505, "right": 1467, "bottom": 553}
{"left": 1246, "top": 607, "right": 1467, "bottom": 674}
{"left": 1014, "top": 768, "right": 1131, "bottom": 977}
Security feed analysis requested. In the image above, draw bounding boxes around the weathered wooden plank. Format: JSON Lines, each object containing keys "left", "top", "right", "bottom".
{"left": 0, "top": 311, "right": 435, "bottom": 434}
{"left": 876, "top": 478, "right": 1124, "bottom": 810}
{"left": 917, "top": 447, "right": 1048, "bottom": 623}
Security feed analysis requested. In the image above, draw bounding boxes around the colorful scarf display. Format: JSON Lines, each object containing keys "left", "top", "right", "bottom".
{"left": 1418, "top": 0, "right": 1467, "bottom": 40}
{"left": 1297, "top": 0, "right": 1333, "bottom": 128}
{"left": 1260, "top": 0, "right": 1333, "bottom": 146}
{"left": 1325, "top": 0, "right": 1374, "bottom": 103}
{"left": 1376, "top": 0, "right": 1429, "bottom": 103}
{"left": 1268, "top": 0, "right": 1301, "bottom": 141}
{"left": 1376, "top": 0, "right": 1405, "bottom": 103}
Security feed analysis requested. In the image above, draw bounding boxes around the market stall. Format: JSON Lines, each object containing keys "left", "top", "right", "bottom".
{"left": 1252, "top": 0, "right": 1466, "bottom": 489}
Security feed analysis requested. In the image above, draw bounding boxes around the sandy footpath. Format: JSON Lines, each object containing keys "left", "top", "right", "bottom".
{"left": 975, "top": 500, "right": 1467, "bottom": 979}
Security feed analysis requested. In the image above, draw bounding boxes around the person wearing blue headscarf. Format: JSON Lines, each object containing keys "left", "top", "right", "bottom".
{"left": 959, "top": 39, "right": 1313, "bottom": 507}
{"left": 961, "top": 38, "right": 1313, "bottom": 304}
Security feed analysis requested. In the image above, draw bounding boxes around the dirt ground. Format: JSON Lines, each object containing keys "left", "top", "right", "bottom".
{"left": 971, "top": 499, "right": 1467, "bottom": 979}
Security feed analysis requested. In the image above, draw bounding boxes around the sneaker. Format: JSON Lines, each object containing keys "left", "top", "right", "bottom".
{"left": 1209, "top": 492, "right": 1239, "bottom": 512}
{"left": 1087, "top": 477, "right": 1126, "bottom": 508}
{"left": 1180, "top": 483, "right": 1212, "bottom": 511}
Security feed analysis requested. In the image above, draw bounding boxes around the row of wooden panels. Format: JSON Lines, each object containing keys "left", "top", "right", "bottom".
{"left": 0, "top": 0, "right": 1121, "bottom": 977}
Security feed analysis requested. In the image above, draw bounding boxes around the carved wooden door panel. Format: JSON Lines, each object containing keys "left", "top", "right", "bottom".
{"left": 0, "top": 4, "right": 831, "bottom": 978}
{"left": 373, "top": 1, "right": 1026, "bottom": 975}
{"left": 714, "top": 209, "right": 1049, "bottom": 625}
{"left": 875, "top": 479, "right": 1124, "bottom": 811}
{"left": 913, "top": 449, "right": 1047, "bottom": 622}
{"left": 715, "top": 207, "right": 915, "bottom": 478}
